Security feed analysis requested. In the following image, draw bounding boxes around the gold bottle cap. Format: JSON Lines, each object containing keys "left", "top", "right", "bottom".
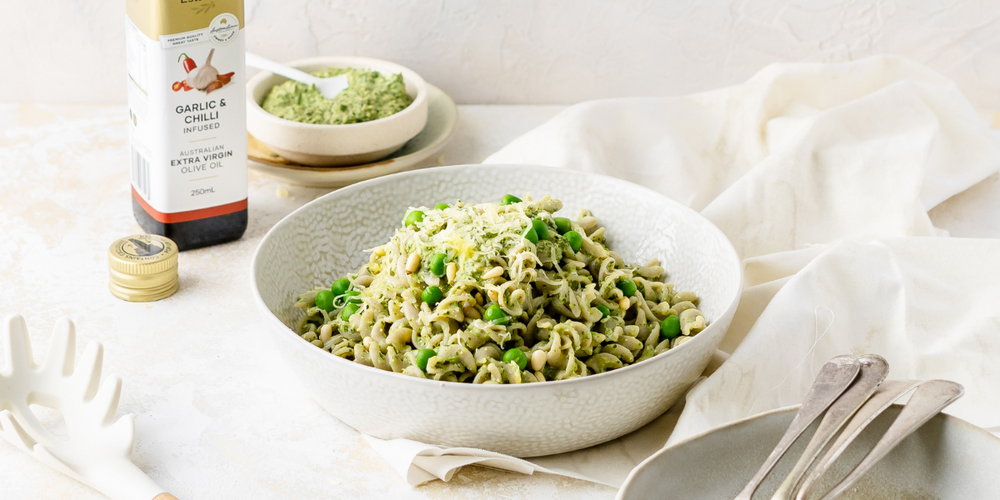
{"left": 108, "top": 234, "right": 179, "bottom": 302}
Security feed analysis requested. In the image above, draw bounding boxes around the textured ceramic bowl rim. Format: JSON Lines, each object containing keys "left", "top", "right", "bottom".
{"left": 246, "top": 55, "right": 428, "bottom": 131}
{"left": 250, "top": 164, "right": 743, "bottom": 393}
{"left": 616, "top": 403, "right": 1000, "bottom": 499}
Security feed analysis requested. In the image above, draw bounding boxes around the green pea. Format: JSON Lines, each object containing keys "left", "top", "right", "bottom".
{"left": 503, "top": 348, "right": 528, "bottom": 370}
{"left": 314, "top": 290, "right": 335, "bottom": 312}
{"left": 330, "top": 278, "right": 351, "bottom": 297}
{"left": 344, "top": 290, "right": 362, "bottom": 303}
{"left": 521, "top": 225, "right": 539, "bottom": 244}
{"left": 434, "top": 203, "right": 450, "bottom": 210}
{"left": 430, "top": 253, "right": 447, "bottom": 277}
{"left": 421, "top": 285, "right": 443, "bottom": 307}
{"left": 660, "top": 315, "right": 681, "bottom": 340}
{"left": 531, "top": 219, "right": 549, "bottom": 241}
{"left": 501, "top": 194, "right": 522, "bottom": 205}
{"left": 403, "top": 210, "right": 424, "bottom": 227}
{"left": 617, "top": 278, "right": 637, "bottom": 298}
{"left": 564, "top": 230, "right": 583, "bottom": 252}
{"left": 554, "top": 217, "right": 572, "bottom": 235}
{"left": 595, "top": 304, "right": 610, "bottom": 318}
{"left": 415, "top": 348, "right": 436, "bottom": 372}
{"left": 341, "top": 303, "right": 360, "bottom": 321}
{"left": 484, "top": 304, "right": 510, "bottom": 325}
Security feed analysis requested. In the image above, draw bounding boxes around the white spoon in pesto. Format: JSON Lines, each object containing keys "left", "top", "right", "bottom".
{"left": 245, "top": 52, "right": 349, "bottom": 99}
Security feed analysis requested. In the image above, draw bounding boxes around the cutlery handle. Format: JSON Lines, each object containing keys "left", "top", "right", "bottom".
{"left": 771, "top": 355, "right": 888, "bottom": 500}
{"left": 794, "top": 379, "right": 921, "bottom": 500}
{"left": 734, "top": 355, "right": 861, "bottom": 500}
{"left": 154, "top": 494, "right": 179, "bottom": 500}
{"left": 816, "top": 380, "right": 964, "bottom": 500}
{"left": 245, "top": 52, "right": 318, "bottom": 86}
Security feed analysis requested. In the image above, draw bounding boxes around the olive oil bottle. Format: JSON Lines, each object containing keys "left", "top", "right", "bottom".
{"left": 125, "top": 0, "right": 247, "bottom": 250}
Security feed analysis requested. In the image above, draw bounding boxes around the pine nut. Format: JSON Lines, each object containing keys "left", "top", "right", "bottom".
{"left": 319, "top": 324, "right": 333, "bottom": 343}
{"left": 619, "top": 297, "right": 631, "bottom": 310}
{"left": 405, "top": 252, "right": 421, "bottom": 274}
{"left": 530, "top": 349, "right": 547, "bottom": 371}
{"left": 463, "top": 306, "right": 481, "bottom": 320}
{"left": 446, "top": 262, "right": 457, "bottom": 283}
{"left": 482, "top": 266, "right": 504, "bottom": 280}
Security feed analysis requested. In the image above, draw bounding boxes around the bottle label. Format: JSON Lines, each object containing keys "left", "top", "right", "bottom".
{"left": 125, "top": 1, "right": 247, "bottom": 222}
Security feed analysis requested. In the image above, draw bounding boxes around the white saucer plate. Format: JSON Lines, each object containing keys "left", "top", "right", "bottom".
{"left": 619, "top": 404, "right": 1000, "bottom": 499}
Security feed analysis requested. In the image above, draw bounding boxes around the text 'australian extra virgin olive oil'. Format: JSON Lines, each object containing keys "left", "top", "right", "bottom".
{"left": 125, "top": 0, "right": 248, "bottom": 250}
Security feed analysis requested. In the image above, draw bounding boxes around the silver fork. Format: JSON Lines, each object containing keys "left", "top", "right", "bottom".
{"left": 770, "top": 355, "right": 889, "bottom": 500}
{"left": 736, "top": 354, "right": 964, "bottom": 500}
{"left": 792, "top": 379, "right": 922, "bottom": 500}
{"left": 734, "top": 355, "right": 861, "bottom": 500}
{"left": 804, "top": 379, "right": 964, "bottom": 500}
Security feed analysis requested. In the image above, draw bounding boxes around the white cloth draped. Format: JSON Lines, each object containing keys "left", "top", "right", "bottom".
{"left": 368, "top": 55, "right": 1000, "bottom": 487}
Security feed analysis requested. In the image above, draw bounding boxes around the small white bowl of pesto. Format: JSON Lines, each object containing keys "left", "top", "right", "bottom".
{"left": 247, "top": 56, "right": 428, "bottom": 167}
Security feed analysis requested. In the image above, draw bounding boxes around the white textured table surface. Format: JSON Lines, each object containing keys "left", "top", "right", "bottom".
{"left": 0, "top": 103, "right": 623, "bottom": 499}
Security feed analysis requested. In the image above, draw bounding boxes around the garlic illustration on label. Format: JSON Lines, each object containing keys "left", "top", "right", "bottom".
{"left": 172, "top": 49, "right": 234, "bottom": 94}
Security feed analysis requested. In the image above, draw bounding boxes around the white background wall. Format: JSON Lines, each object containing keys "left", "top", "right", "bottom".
{"left": 2, "top": 0, "right": 1000, "bottom": 108}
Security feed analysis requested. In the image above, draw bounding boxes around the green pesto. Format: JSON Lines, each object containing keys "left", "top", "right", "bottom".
{"left": 262, "top": 68, "right": 414, "bottom": 125}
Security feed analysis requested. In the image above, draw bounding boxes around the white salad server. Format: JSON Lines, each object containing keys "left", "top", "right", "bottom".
{"left": 245, "top": 52, "right": 349, "bottom": 99}
{"left": 0, "top": 314, "right": 177, "bottom": 500}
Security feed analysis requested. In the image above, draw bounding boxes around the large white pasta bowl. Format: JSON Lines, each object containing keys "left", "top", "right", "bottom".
{"left": 251, "top": 164, "right": 743, "bottom": 457}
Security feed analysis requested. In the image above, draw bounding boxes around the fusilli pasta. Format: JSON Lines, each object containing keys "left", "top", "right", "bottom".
{"left": 296, "top": 195, "right": 707, "bottom": 384}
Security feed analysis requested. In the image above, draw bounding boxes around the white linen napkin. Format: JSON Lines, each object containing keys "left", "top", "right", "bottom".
{"left": 367, "top": 55, "right": 1000, "bottom": 486}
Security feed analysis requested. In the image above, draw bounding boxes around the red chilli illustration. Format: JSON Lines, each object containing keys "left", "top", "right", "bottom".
{"left": 171, "top": 49, "right": 234, "bottom": 94}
